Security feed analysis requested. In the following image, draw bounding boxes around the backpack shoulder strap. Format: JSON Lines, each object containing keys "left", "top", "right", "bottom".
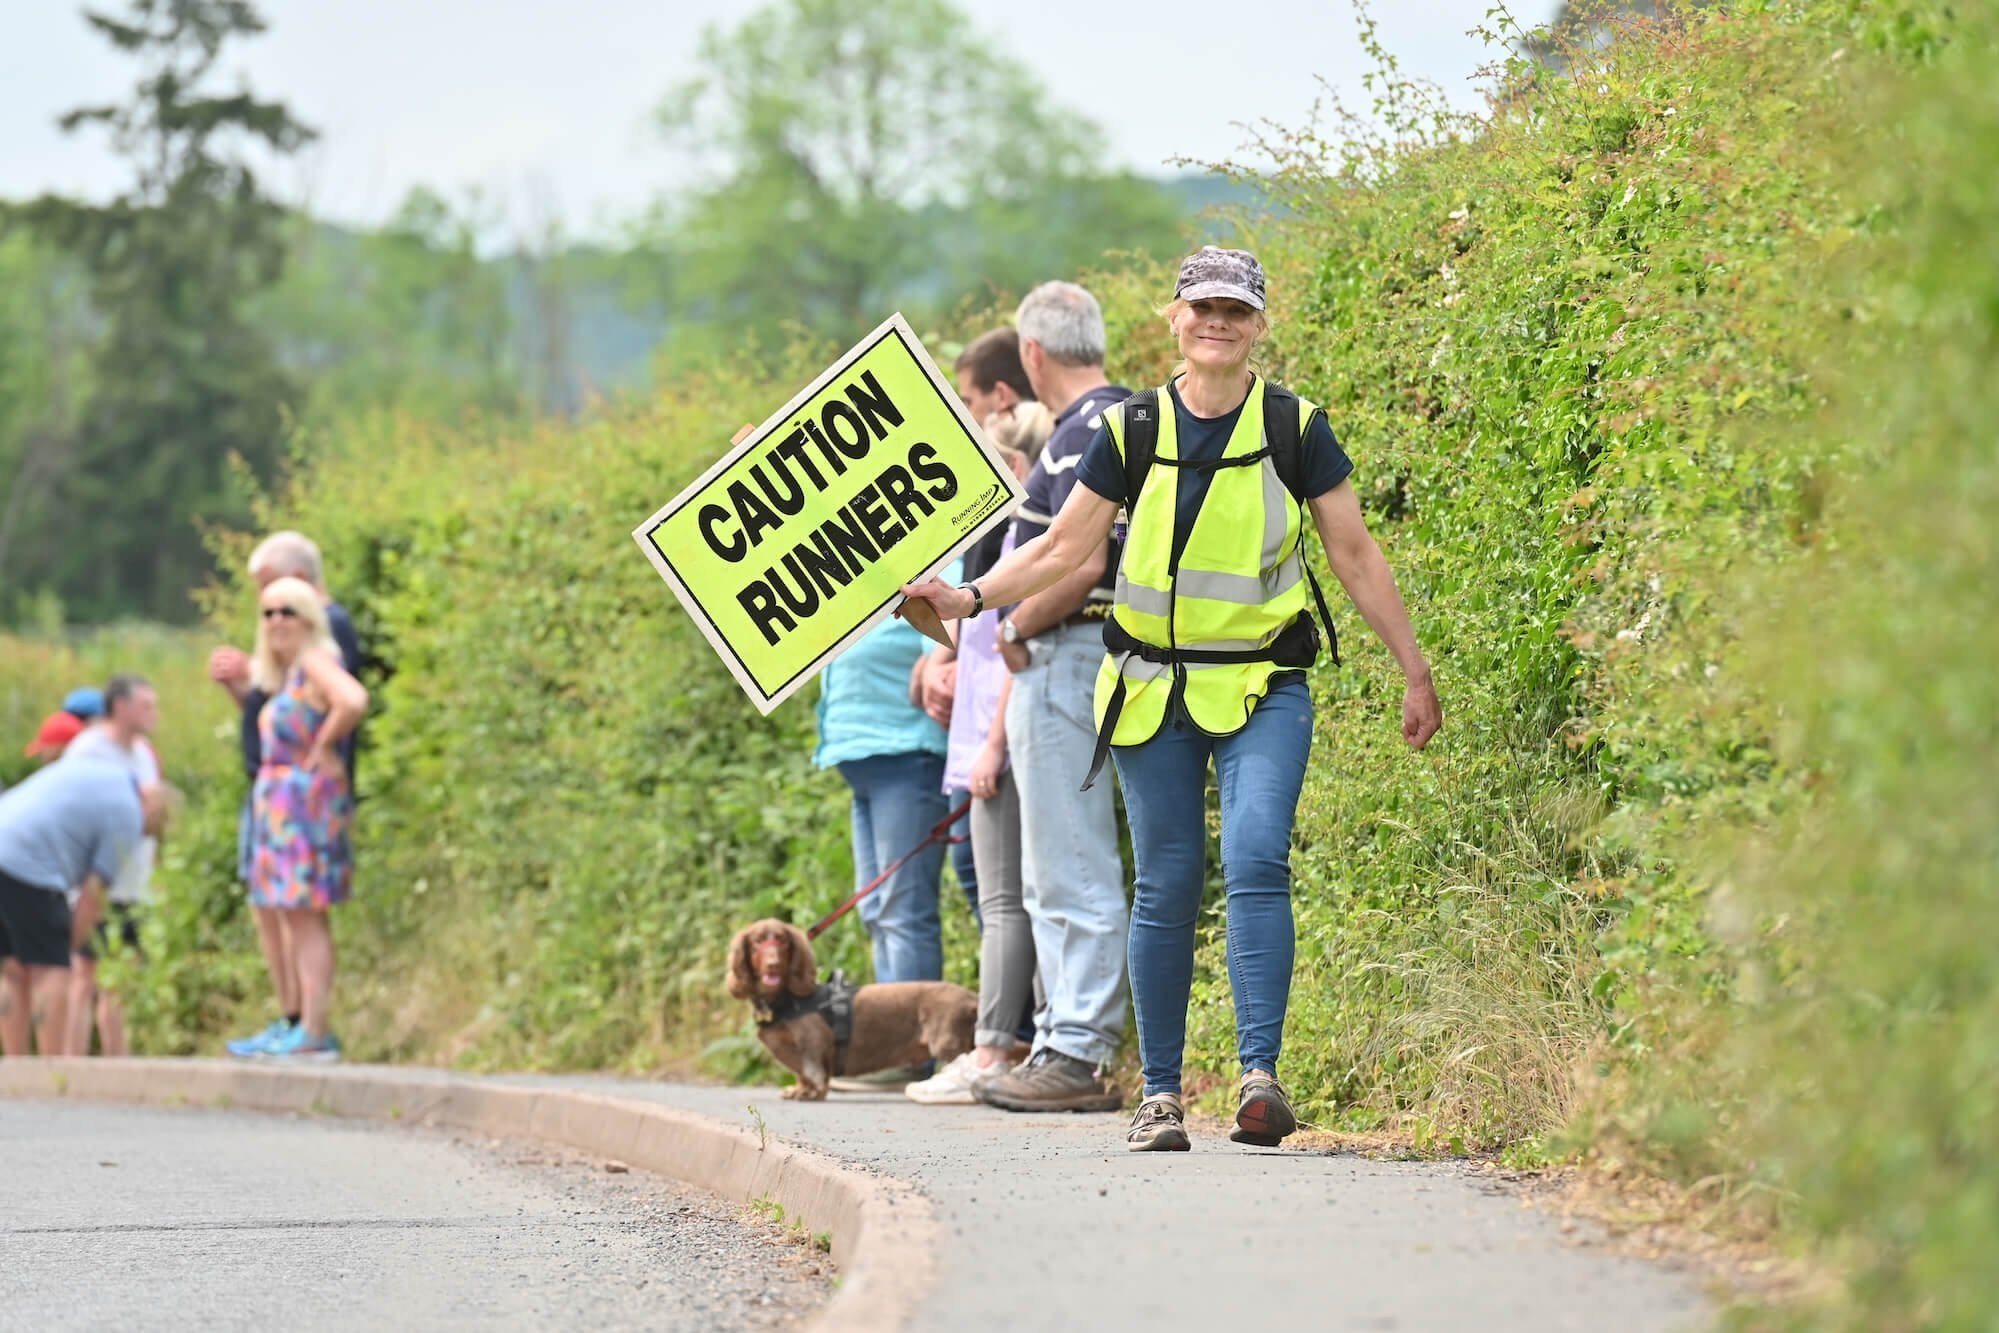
{"left": 1262, "top": 382, "right": 1304, "bottom": 501}
{"left": 1119, "top": 388, "right": 1161, "bottom": 508}
{"left": 1262, "top": 381, "right": 1342, "bottom": 666}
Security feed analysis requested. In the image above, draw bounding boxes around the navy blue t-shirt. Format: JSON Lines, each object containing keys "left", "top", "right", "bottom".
{"left": 1076, "top": 382, "right": 1353, "bottom": 568}
{"left": 239, "top": 599, "right": 365, "bottom": 784}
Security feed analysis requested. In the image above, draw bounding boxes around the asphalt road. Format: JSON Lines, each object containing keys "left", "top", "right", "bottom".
{"left": 0, "top": 1099, "right": 829, "bottom": 1331}
{"left": 520, "top": 1075, "right": 1714, "bottom": 1333}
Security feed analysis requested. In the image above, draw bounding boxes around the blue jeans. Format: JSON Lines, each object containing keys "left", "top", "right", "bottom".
{"left": 839, "top": 752, "right": 948, "bottom": 983}
{"left": 1007, "top": 622, "right": 1128, "bottom": 1065}
{"left": 1113, "top": 676, "right": 1313, "bottom": 1096}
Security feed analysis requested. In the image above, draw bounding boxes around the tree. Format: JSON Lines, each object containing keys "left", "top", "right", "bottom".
{"left": 0, "top": 234, "right": 92, "bottom": 611}
{"left": 260, "top": 188, "right": 524, "bottom": 423}
{"left": 9, "top": 0, "right": 312, "bottom": 622}
{"left": 651, "top": 0, "right": 1186, "bottom": 346}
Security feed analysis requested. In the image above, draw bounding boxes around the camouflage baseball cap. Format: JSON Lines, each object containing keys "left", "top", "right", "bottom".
{"left": 1174, "top": 246, "right": 1266, "bottom": 310}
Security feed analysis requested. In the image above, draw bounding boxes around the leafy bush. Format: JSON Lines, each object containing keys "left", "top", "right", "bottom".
{"left": 97, "top": 356, "right": 982, "bottom": 1074}
{"left": 1567, "top": 4, "right": 1996, "bottom": 1327}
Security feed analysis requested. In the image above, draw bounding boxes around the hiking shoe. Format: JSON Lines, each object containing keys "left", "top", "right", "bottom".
{"left": 1126, "top": 1094, "right": 1191, "bottom": 1152}
{"left": 1230, "top": 1069, "right": 1298, "bottom": 1146}
{"left": 827, "top": 1063, "right": 927, "bottom": 1092}
{"left": 906, "top": 1052, "right": 1011, "bottom": 1105}
{"left": 976, "top": 1049, "right": 1121, "bottom": 1113}
{"left": 226, "top": 1018, "right": 292, "bottom": 1059}
{"left": 264, "top": 1026, "right": 342, "bottom": 1063}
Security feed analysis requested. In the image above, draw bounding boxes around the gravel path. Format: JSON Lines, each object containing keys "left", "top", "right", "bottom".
{"left": 0, "top": 1098, "right": 829, "bottom": 1331}
{"left": 516, "top": 1075, "right": 1714, "bottom": 1333}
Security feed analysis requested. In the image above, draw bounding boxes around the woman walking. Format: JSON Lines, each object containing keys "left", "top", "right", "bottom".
{"left": 245, "top": 576, "right": 367, "bottom": 1062}
{"left": 900, "top": 247, "right": 1441, "bottom": 1150}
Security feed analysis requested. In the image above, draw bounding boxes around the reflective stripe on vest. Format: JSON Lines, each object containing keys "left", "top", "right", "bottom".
{"left": 1091, "top": 376, "right": 1313, "bottom": 750}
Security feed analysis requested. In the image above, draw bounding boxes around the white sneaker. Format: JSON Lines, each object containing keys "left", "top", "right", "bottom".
{"left": 905, "top": 1052, "right": 1011, "bottom": 1105}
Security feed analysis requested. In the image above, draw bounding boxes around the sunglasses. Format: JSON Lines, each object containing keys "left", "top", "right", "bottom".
{"left": 261, "top": 605, "right": 302, "bottom": 621}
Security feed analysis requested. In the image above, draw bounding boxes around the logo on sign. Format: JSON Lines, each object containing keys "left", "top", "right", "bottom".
{"left": 951, "top": 481, "right": 1006, "bottom": 531}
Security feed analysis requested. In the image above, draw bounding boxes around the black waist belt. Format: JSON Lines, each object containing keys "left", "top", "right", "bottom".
{"left": 1043, "top": 607, "right": 1106, "bottom": 633}
{"left": 1082, "top": 612, "right": 1322, "bottom": 791}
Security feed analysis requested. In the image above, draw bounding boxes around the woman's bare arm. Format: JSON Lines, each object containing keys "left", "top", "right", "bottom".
{"left": 1309, "top": 481, "right": 1441, "bottom": 749}
{"left": 901, "top": 485, "right": 1121, "bottom": 621}
{"left": 297, "top": 646, "right": 369, "bottom": 746}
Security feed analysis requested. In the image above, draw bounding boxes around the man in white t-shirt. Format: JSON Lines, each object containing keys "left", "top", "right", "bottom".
{"left": 61, "top": 674, "right": 162, "bottom": 1057}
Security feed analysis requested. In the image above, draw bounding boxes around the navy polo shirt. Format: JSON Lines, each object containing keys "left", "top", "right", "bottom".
{"left": 1009, "top": 383, "right": 1131, "bottom": 610}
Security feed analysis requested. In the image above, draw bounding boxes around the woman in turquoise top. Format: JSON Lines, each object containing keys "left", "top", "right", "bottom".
{"left": 814, "top": 563, "right": 958, "bottom": 992}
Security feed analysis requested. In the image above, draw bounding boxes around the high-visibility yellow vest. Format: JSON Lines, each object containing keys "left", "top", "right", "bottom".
{"left": 1089, "top": 375, "right": 1324, "bottom": 764}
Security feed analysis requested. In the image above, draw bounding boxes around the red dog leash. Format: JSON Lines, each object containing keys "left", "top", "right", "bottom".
{"left": 806, "top": 798, "right": 972, "bottom": 940}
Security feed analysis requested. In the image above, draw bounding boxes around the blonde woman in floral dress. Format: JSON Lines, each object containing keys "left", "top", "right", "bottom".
{"left": 245, "top": 576, "right": 367, "bottom": 1062}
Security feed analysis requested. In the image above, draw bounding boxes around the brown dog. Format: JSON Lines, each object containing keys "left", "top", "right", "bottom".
{"left": 725, "top": 919, "right": 976, "bottom": 1100}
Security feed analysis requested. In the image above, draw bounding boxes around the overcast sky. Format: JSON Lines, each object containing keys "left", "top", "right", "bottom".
{"left": 3, "top": 1, "right": 1555, "bottom": 242}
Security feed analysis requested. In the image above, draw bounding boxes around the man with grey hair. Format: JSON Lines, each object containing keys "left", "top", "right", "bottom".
{"left": 975, "top": 281, "right": 1132, "bottom": 1113}
{"left": 207, "top": 530, "right": 365, "bottom": 1058}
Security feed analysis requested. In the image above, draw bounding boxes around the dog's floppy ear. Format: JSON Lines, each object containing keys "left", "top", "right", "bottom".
{"left": 724, "top": 926, "right": 755, "bottom": 999}
{"left": 783, "top": 923, "right": 817, "bottom": 997}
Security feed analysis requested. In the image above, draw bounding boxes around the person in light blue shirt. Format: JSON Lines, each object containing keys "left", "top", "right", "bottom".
{"left": 813, "top": 562, "right": 960, "bottom": 1003}
{"left": 0, "top": 754, "right": 157, "bottom": 1055}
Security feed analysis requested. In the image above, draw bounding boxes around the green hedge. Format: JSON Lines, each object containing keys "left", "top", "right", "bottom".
{"left": 196, "top": 381, "right": 981, "bottom": 1072}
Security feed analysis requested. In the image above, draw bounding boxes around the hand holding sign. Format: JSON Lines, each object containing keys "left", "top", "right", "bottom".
{"left": 896, "top": 576, "right": 977, "bottom": 622}
{"left": 634, "top": 316, "right": 1023, "bottom": 713}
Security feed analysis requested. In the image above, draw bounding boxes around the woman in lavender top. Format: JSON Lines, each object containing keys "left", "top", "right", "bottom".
{"left": 907, "top": 393, "right": 1054, "bottom": 1105}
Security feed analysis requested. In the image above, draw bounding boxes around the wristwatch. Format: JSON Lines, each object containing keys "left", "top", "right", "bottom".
{"left": 1000, "top": 618, "right": 1022, "bottom": 645}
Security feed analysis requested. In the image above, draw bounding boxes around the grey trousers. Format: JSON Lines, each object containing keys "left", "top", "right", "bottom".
{"left": 971, "top": 768, "right": 1040, "bottom": 1048}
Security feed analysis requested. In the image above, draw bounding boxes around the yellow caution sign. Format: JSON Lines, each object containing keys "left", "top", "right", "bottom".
{"left": 634, "top": 314, "right": 1025, "bottom": 714}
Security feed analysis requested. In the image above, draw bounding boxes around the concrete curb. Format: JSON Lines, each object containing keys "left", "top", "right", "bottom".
{"left": 0, "top": 1058, "right": 935, "bottom": 1332}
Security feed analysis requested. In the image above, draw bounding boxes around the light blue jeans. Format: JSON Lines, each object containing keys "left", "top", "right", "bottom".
{"left": 1112, "top": 675, "right": 1313, "bottom": 1096}
{"left": 1005, "top": 622, "right": 1128, "bottom": 1065}
{"left": 945, "top": 785, "right": 979, "bottom": 922}
{"left": 970, "top": 767, "right": 1040, "bottom": 1049}
{"left": 839, "top": 752, "right": 948, "bottom": 984}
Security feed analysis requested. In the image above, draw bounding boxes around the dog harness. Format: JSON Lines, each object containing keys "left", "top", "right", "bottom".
{"left": 756, "top": 973, "right": 858, "bottom": 1076}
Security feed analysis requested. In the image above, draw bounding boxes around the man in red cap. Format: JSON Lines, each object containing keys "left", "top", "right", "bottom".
{"left": 22, "top": 711, "right": 86, "bottom": 762}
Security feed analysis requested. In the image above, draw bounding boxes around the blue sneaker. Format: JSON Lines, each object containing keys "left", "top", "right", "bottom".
{"left": 227, "top": 1018, "right": 293, "bottom": 1058}
{"left": 264, "top": 1025, "right": 342, "bottom": 1063}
